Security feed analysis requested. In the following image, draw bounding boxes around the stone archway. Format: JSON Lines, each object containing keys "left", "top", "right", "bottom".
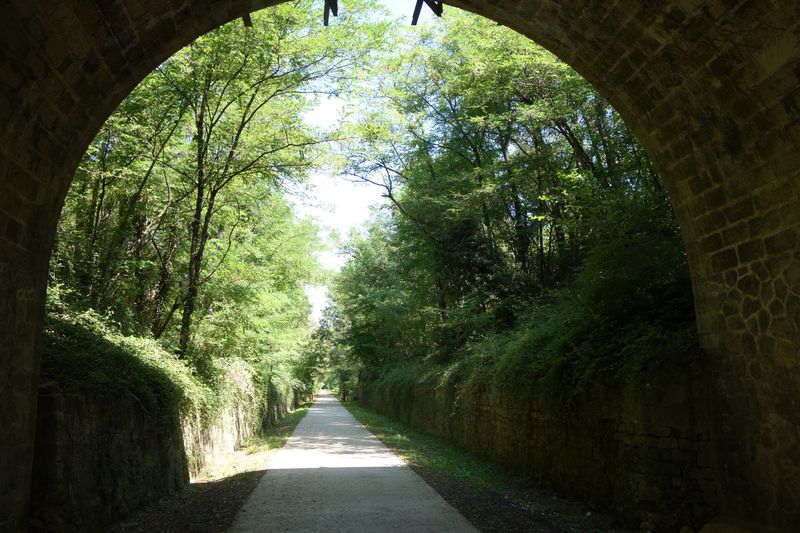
{"left": 1, "top": 1, "right": 799, "bottom": 529}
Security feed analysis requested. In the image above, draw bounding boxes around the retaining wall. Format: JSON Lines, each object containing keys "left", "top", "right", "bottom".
{"left": 29, "top": 371, "right": 298, "bottom": 532}
{"left": 359, "top": 356, "right": 720, "bottom": 531}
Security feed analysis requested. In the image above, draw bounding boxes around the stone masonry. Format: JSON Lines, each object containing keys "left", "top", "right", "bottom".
{"left": 1, "top": 1, "right": 800, "bottom": 530}
{"left": 360, "top": 353, "right": 721, "bottom": 531}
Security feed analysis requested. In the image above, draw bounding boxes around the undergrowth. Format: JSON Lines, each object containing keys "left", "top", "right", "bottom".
{"left": 41, "top": 285, "right": 275, "bottom": 425}
{"left": 42, "top": 314, "right": 215, "bottom": 425}
{"left": 361, "top": 190, "right": 700, "bottom": 407}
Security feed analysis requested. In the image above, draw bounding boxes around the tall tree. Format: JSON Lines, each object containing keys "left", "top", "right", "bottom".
{"left": 53, "top": 0, "right": 389, "bottom": 369}
{"left": 325, "top": 11, "right": 689, "bottom": 380}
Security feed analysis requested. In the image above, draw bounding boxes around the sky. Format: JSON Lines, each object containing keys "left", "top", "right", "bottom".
{"left": 291, "top": 1, "right": 439, "bottom": 323}
{"left": 372, "top": 0, "right": 439, "bottom": 25}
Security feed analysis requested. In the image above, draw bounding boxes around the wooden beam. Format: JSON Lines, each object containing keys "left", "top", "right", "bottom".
{"left": 425, "top": 0, "right": 443, "bottom": 16}
{"left": 242, "top": 13, "right": 253, "bottom": 27}
{"left": 324, "top": 0, "right": 338, "bottom": 26}
{"left": 412, "top": 0, "right": 443, "bottom": 25}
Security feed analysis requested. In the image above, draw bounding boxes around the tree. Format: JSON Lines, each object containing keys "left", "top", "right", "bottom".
{"left": 52, "top": 0, "right": 389, "bottom": 374}
{"left": 328, "top": 11, "right": 691, "bottom": 387}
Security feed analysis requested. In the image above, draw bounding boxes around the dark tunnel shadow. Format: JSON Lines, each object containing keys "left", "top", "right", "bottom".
{"left": 110, "top": 469, "right": 268, "bottom": 533}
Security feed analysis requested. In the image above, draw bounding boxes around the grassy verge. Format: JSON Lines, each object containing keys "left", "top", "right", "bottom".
{"left": 343, "top": 401, "right": 512, "bottom": 490}
{"left": 244, "top": 403, "right": 311, "bottom": 454}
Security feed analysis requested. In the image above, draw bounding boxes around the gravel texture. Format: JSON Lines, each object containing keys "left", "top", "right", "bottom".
{"left": 229, "top": 392, "right": 476, "bottom": 532}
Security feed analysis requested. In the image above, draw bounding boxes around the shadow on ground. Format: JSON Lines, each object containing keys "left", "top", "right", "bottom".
{"left": 111, "top": 470, "right": 266, "bottom": 533}
{"left": 229, "top": 466, "right": 474, "bottom": 532}
{"left": 410, "top": 463, "right": 628, "bottom": 533}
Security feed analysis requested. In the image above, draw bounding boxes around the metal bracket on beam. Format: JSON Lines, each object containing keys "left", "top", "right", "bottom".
{"left": 324, "top": 0, "right": 338, "bottom": 26}
{"left": 412, "top": 0, "right": 443, "bottom": 25}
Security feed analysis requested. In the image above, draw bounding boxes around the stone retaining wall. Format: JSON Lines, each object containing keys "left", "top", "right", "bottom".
{"left": 29, "top": 374, "right": 298, "bottom": 532}
{"left": 359, "top": 357, "right": 720, "bottom": 531}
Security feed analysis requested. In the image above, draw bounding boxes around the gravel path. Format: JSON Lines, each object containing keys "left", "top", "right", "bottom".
{"left": 228, "top": 391, "right": 477, "bottom": 532}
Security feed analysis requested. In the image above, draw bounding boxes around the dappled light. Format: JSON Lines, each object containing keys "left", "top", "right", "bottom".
{"left": 267, "top": 395, "right": 406, "bottom": 470}
{"left": 230, "top": 391, "right": 475, "bottom": 532}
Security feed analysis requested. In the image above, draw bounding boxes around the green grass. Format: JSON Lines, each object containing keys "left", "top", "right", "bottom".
{"left": 343, "top": 401, "right": 513, "bottom": 491}
{"left": 243, "top": 403, "right": 311, "bottom": 454}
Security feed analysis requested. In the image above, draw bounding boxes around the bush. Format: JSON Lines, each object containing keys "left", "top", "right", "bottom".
{"left": 360, "top": 189, "right": 699, "bottom": 407}
{"left": 43, "top": 286, "right": 223, "bottom": 424}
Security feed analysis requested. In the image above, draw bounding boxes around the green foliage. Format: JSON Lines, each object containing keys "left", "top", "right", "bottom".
{"left": 49, "top": 2, "right": 698, "bottom": 418}
{"left": 476, "top": 188, "right": 696, "bottom": 400}
{"left": 50, "top": 0, "right": 389, "bottom": 394}
{"left": 43, "top": 286, "right": 218, "bottom": 423}
{"left": 298, "top": 306, "right": 361, "bottom": 399}
{"left": 42, "top": 285, "right": 314, "bottom": 432}
{"left": 321, "top": 11, "right": 698, "bottom": 404}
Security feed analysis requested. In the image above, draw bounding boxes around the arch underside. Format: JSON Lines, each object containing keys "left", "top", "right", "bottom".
{"left": 1, "top": 0, "right": 800, "bottom": 529}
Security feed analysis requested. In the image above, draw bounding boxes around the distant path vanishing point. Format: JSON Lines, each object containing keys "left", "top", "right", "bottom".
{"left": 229, "top": 390, "right": 477, "bottom": 532}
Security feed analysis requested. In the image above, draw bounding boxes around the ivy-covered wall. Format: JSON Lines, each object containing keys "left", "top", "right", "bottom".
{"left": 23, "top": 292, "right": 309, "bottom": 532}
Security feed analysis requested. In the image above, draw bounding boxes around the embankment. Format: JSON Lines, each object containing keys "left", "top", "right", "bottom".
{"left": 28, "top": 313, "right": 302, "bottom": 532}
{"left": 358, "top": 354, "right": 721, "bottom": 531}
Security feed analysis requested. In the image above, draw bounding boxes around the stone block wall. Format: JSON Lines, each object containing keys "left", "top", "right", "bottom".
{"left": 359, "top": 357, "right": 720, "bottom": 532}
{"left": 28, "top": 376, "right": 298, "bottom": 532}
{"left": 182, "top": 378, "right": 298, "bottom": 479}
{"left": 29, "top": 384, "right": 188, "bottom": 532}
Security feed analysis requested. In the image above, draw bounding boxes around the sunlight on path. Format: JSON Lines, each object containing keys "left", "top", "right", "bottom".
{"left": 228, "top": 391, "right": 476, "bottom": 532}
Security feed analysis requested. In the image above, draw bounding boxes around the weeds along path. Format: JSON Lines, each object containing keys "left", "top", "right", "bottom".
{"left": 229, "top": 391, "right": 476, "bottom": 532}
